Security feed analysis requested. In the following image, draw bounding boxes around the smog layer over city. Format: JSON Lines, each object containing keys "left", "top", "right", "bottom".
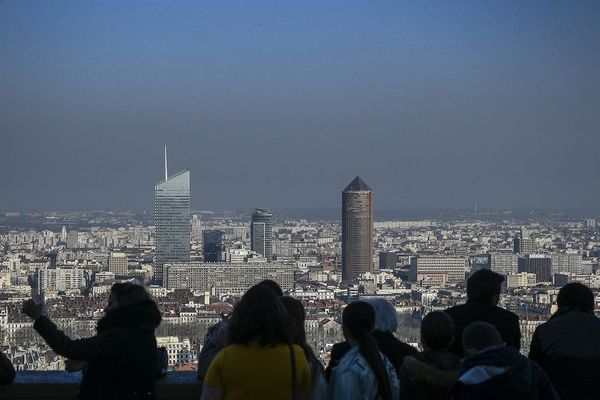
{"left": 1, "top": 1, "right": 600, "bottom": 399}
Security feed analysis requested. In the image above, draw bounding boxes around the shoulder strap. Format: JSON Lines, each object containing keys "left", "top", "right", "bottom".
{"left": 289, "top": 344, "right": 297, "bottom": 400}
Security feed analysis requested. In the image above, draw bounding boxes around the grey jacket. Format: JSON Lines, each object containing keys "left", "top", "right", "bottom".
{"left": 328, "top": 346, "right": 399, "bottom": 400}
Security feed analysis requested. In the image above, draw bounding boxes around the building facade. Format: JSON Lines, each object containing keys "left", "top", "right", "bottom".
{"left": 342, "top": 177, "right": 373, "bottom": 282}
{"left": 107, "top": 252, "right": 128, "bottom": 276}
{"left": 164, "top": 261, "right": 294, "bottom": 296}
{"left": 250, "top": 209, "right": 273, "bottom": 260}
{"left": 518, "top": 255, "right": 552, "bottom": 283}
{"left": 410, "top": 256, "right": 468, "bottom": 284}
{"left": 514, "top": 226, "right": 535, "bottom": 254}
{"left": 202, "top": 230, "right": 223, "bottom": 262}
{"left": 154, "top": 169, "right": 191, "bottom": 286}
{"left": 488, "top": 252, "right": 518, "bottom": 275}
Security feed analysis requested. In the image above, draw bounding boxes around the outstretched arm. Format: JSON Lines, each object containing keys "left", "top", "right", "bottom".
{"left": 33, "top": 316, "right": 117, "bottom": 361}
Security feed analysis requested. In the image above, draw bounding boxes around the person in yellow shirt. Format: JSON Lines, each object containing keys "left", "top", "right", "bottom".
{"left": 201, "top": 283, "right": 311, "bottom": 400}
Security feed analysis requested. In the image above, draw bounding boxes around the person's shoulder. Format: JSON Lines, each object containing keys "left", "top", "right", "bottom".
{"left": 445, "top": 303, "right": 467, "bottom": 314}
{"left": 331, "top": 341, "right": 351, "bottom": 359}
{"left": 336, "top": 347, "right": 362, "bottom": 370}
{"left": 494, "top": 306, "right": 519, "bottom": 321}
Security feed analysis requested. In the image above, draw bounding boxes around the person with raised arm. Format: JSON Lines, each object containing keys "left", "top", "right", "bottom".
{"left": 22, "top": 282, "right": 161, "bottom": 400}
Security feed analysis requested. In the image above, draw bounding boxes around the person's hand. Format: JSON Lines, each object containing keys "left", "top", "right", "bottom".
{"left": 65, "top": 359, "right": 87, "bottom": 372}
{"left": 22, "top": 299, "right": 43, "bottom": 320}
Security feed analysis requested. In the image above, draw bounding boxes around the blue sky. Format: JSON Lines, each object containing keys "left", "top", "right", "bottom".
{"left": 1, "top": 1, "right": 599, "bottom": 211}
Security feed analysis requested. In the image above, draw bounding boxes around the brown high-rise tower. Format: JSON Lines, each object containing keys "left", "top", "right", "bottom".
{"left": 342, "top": 176, "right": 373, "bottom": 282}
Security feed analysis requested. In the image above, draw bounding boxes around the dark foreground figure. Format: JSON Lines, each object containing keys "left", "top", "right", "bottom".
{"left": 398, "top": 311, "right": 459, "bottom": 400}
{"left": 0, "top": 350, "right": 16, "bottom": 385}
{"left": 529, "top": 282, "right": 600, "bottom": 400}
{"left": 23, "top": 282, "right": 161, "bottom": 400}
{"left": 453, "top": 322, "right": 558, "bottom": 400}
{"left": 445, "top": 270, "right": 521, "bottom": 357}
{"left": 326, "top": 298, "right": 416, "bottom": 379}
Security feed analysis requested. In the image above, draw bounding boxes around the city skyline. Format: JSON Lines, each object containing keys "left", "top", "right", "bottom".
{"left": 2, "top": 1, "right": 600, "bottom": 211}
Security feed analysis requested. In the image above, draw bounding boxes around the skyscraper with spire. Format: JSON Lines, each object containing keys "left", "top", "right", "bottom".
{"left": 342, "top": 176, "right": 374, "bottom": 282}
{"left": 154, "top": 147, "right": 191, "bottom": 285}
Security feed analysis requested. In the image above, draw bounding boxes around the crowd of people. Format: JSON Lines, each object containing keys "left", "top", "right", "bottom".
{"left": 0, "top": 271, "right": 597, "bottom": 399}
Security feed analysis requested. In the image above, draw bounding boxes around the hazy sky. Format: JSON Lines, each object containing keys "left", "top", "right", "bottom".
{"left": 1, "top": 1, "right": 599, "bottom": 212}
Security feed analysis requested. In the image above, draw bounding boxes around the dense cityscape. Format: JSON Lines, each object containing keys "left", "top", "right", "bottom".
{"left": 1, "top": 155, "right": 599, "bottom": 373}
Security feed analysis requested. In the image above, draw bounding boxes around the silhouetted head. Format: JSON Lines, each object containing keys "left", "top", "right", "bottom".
{"left": 342, "top": 301, "right": 392, "bottom": 400}
{"left": 258, "top": 279, "right": 283, "bottom": 297}
{"left": 467, "top": 269, "right": 504, "bottom": 305}
{"left": 281, "top": 296, "right": 307, "bottom": 347}
{"left": 462, "top": 322, "right": 503, "bottom": 356}
{"left": 421, "top": 311, "right": 455, "bottom": 351}
{"left": 364, "top": 298, "right": 398, "bottom": 333}
{"left": 557, "top": 282, "right": 594, "bottom": 313}
{"left": 105, "top": 282, "right": 152, "bottom": 312}
{"left": 342, "top": 301, "right": 375, "bottom": 342}
{"left": 228, "top": 283, "right": 291, "bottom": 346}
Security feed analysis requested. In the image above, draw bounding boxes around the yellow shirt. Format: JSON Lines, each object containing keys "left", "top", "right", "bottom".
{"left": 204, "top": 342, "right": 311, "bottom": 400}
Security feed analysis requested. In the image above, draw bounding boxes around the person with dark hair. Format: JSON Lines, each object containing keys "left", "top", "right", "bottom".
{"left": 22, "top": 282, "right": 161, "bottom": 400}
{"left": 0, "top": 350, "right": 16, "bottom": 385}
{"left": 453, "top": 322, "right": 558, "bottom": 400}
{"left": 326, "top": 298, "right": 416, "bottom": 380}
{"left": 529, "top": 282, "right": 600, "bottom": 399}
{"left": 327, "top": 301, "right": 399, "bottom": 400}
{"left": 445, "top": 269, "right": 520, "bottom": 356}
{"left": 282, "top": 296, "right": 327, "bottom": 400}
{"left": 397, "top": 311, "right": 460, "bottom": 400}
{"left": 197, "top": 279, "right": 283, "bottom": 384}
{"left": 201, "top": 284, "right": 310, "bottom": 400}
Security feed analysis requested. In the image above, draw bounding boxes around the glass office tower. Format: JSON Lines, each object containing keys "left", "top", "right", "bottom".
{"left": 154, "top": 169, "right": 191, "bottom": 285}
{"left": 251, "top": 208, "right": 273, "bottom": 260}
{"left": 203, "top": 230, "right": 223, "bottom": 262}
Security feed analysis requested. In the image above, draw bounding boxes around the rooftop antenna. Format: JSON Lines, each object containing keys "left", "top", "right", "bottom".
{"left": 164, "top": 145, "right": 168, "bottom": 181}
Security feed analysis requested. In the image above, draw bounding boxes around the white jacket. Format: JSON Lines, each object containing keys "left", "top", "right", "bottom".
{"left": 328, "top": 346, "right": 399, "bottom": 400}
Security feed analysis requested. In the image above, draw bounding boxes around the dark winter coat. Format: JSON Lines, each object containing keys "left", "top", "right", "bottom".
{"left": 529, "top": 307, "right": 600, "bottom": 400}
{"left": 197, "top": 318, "right": 229, "bottom": 382}
{"left": 445, "top": 301, "right": 521, "bottom": 357}
{"left": 34, "top": 300, "right": 161, "bottom": 400}
{"left": 398, "top": 349, "right": 460, "bottom": 400}
{"left": 453, "top": 345, "right": 559, "bottom": 400}
{"left": 325, "top": 331, "right": 417, "bottom": 380}
{"left": 0, "top": 350, "right": 16, "bottom": 385}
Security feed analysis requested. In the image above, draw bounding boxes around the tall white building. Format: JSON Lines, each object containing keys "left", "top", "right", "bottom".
{"left": 154, "top": 147, "right": 191, "bottom": 286}
{"left": 37, "top": 268, "right": 87, "bottom": 295}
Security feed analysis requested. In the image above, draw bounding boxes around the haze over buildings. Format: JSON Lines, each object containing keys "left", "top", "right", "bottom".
{"left": 1, "top": 2, "right": 599, "bottom": 212}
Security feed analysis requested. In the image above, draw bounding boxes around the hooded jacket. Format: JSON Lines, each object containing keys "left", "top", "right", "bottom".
{"left": 326, "top": 331, "right": 417, "bottom": 380}
{"left": 398, "top": 349, "right": 459, "bottom": 400}
{"left": 328, "top": 346, "right": 400, "bottom": 400}
{"left": 453, "top": 346, "right": 558, "bottom": 400}
{"left": 529, "top": 307, "right": 600, "bottom": 399}
{"left": 34, "top": 300, "right": 161, "bottom": 400}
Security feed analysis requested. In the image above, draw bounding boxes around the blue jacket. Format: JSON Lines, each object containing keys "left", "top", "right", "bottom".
{"left": 328, "top": 346, "right": 399, "bottom": 400}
